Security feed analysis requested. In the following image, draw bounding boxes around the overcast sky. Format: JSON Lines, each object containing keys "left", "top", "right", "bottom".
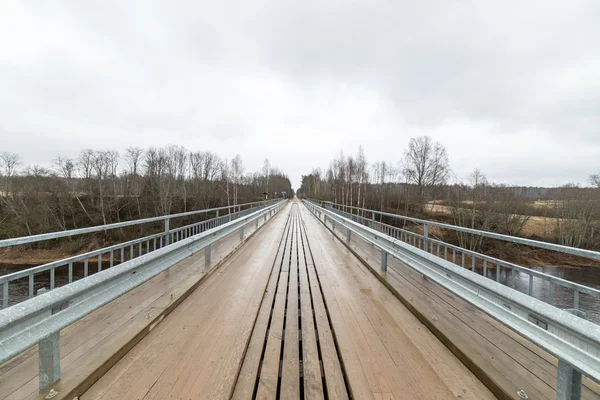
{"left": 1, "top": 1, "right": 599, "bottom": 189}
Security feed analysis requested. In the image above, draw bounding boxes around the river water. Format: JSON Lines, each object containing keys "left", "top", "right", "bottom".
{"left": 483, "top": 265, "right": 600, "bottom": 324}
{"left": 2, "top": 262, "right": 599, "bottom": 324}
{"left": 0, "top": 261, "right": 100, "bottom": 307}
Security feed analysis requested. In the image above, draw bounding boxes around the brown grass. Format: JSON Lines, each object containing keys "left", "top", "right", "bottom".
{"left": 424, "top": 202, "right": 553, "bottom": 239}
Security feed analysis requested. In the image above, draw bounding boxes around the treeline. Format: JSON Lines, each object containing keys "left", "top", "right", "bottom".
{"left": 0, "top": 147, "right": 292, "bottom": 240}
{"left": 298, "top": 136, "right": 600, "bottom": 252}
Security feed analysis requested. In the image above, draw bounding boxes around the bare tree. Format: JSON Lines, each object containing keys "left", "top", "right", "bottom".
{"left": 0, "top": 152, "right": 21, "bottom": 178}
{"left": 166, "top": 146, "right": 188, "bottom": 211}
{"left": 221, "top": 159, "right": 231, "bottom": 209}
{"left": 125, "top": 147, "right": 144, "bottom": 218}
{"left": 52, "top": 156, "right": 77, "bottom": 229}
{"left": 469, "top": 168, "right": 488, "bottom": 230}
{"left": 356, "top": 146, "right": 367, "bottom": 214}
{"left": 231, "top": 155, "right": 244, "bottom": 206}
{"left": 54, "top": 156, "right": 74, "bottom": 180}
{"left": 553, "top": 185, "right": 597, "bottom": 248}
{"left": 78, "top": 149, "right": 94, "bottom": 180}
{"left": 92, "top": 151, "right": 110, "bottom": 225}
{"left": 591, "top": 173, "right": 600, "bottom": 188}
{"left": 262, "top": 158, "right": 271, "bottom": 197}
{"left": 55, "top": 155, "right": 93, "bottom": 223}
{"left": 372, "top": 160, "right": 391, "bottom": 214}
{"left": 78, "top": 149, "right": 95, "bottom": 211}
{"left": 403, "top": 136, "right": 450, "bottom": 200}
{"left": 0, "top": 152, "right": 21, "bottom": 197}
{"left": 0, "top": 146, "right": 292, "bottom": 241}
{"left": 125, "top": 147, "right": 143, "bottom": 177}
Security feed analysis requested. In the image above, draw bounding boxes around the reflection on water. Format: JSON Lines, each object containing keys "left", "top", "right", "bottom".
{"left": 0, "top": 262, "right": 101, "bottom": 308}
{"left": 482, "top": 265, "right": 600, "bottom": 325}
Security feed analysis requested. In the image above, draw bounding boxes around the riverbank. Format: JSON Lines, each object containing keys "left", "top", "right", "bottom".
{"left": 0, "top": 243, "right": 114, "bottom": 272}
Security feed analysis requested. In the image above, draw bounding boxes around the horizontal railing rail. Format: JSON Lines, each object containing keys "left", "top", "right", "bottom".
{"left": 0, "top": 199, "right": 275, "bottom": 248}
{"left": 0, "top": 202, "right": 272, "bottom": 309}
{"left": 0, "top": 199, "right": 287, "bottom": 394}
{"left": 304, "top": 199, "right": 600, "bottom": 400}
{"left": 312, "top": 200, "right": 600, "bottom": 261}
{"left": 317, "top": 201, "right": 600, "bottom": 316}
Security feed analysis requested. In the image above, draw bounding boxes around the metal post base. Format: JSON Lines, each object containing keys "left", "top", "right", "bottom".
{"left": 557, "top": 359, "right": 582, "bottom": 400}
{"left": 205, "top": 244, "right": 212, "bottom": 265}
{"left": 39, "top": 332, "right": 60, "bottom": 393}
{"left": 381, "top": 250, "right": 388, "bottom": 271}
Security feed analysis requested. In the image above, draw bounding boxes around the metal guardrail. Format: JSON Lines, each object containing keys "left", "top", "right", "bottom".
{"left": 0, "top": 200, "right": 286, "bottom": 393}
{"left": 304, "top": 200, "right": 600, "bottom": 400}
{"left": 315, "top": 200, "right": 600, "bottom": 261}
{"left": 0, "top": 202, "right": 274, "bottom": 309}
{"left": 312, "top": 200, "right": 600, "bottom": 316}
{"left": 0, "top": 200, "right": 274, "bottom": 248}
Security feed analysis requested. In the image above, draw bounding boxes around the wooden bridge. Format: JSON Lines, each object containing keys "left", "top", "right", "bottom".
{"left": 1, "top": 200, "right": 599, "bottom": 400}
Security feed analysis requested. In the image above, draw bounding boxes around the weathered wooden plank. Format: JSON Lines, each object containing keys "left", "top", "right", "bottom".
{"left": 300, "top": 214, "right": 363, "bottom": 400}
{"left": 297, "top": 219, "right": 325, "bottom": 400}
{"left": 255, "top": 264, "right": 288, "bottom": 399}
{"left": 280, "top": 215, "right": 300, "bottom": 399}
{"left": 232, "top": 213, "right": 292, "bottom": 399}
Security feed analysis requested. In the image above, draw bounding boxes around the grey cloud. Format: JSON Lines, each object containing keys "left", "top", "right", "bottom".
{"left": 1, "top": 0, "right": 599, "bottom": 188}
{"left": 252, "top": 1, "right": 600, "bottom": 137}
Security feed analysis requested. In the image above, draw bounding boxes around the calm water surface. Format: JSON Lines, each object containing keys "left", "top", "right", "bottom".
{"left": 483, "top": 265, "right": 600, "bottom": 324}
{"left": 0, "top": 261, "right": 101, "bottom": 307}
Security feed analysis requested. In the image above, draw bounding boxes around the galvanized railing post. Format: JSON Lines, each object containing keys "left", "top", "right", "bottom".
{"left": 556, "top": 359, "right": 582, "bottom": 400}
{"left": 381, "top": 250, "right": 388, "bottom": 271}
{"left": 164, "top": 218, "right": 170, "bottom": 245}
{"left": 2, "top": 282, "right": 8, "bottom": 308}
{"left": 205, "top": 244, "right": 212, "bottom": 265}
{"left": 38, "top": 331, "right": 60, "bottom": 392}
{"left": 423, "top": 223, "right": 429, "bottom": 253}
{"left": 347, "top": 228, "right": 351, "bottom": 242}
{"left": 240, "top": 226, "right": 245, "bottom": 240}
{"left": 547, "top": 281, "right": 555, "bottom": 305}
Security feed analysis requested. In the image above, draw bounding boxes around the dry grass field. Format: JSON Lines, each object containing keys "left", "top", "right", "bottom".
{"left": 425, "top": 201, "right": 554, "bottom": 238}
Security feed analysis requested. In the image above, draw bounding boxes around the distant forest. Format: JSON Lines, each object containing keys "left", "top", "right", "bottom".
{"left": 0, "top": 146, "right": 293, "bottom": 240}
{"left": 297, "top": 137, "right": 600, "bottom": 252}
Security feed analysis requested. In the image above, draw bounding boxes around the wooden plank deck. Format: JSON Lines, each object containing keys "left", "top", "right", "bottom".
{"left": 0, "top": 204, "right": 290, "bottom": 400}
{"left": 238, "top": 204, "right": 349, "bottom": 399}
{"left": 318, "top": 206, "right": 600, "bottom": 400}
